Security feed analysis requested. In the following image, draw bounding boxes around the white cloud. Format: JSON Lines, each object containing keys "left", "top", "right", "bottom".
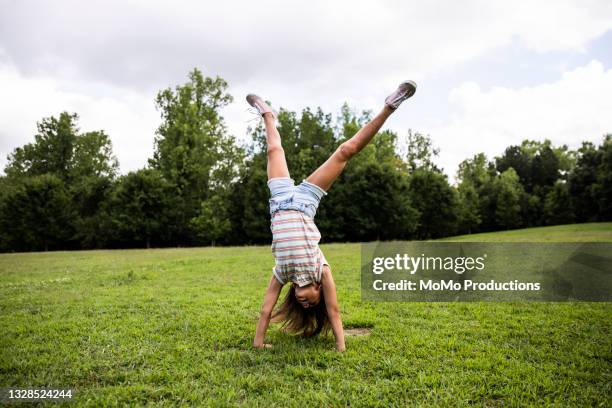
{"left": 0, "top": 64, "right": 159, "bottom": 173}
{"left": 1, "top": 1, "right": 611, "bottom": 175}
{"left": 431, "top": 60, "right": 612, "bottom": 179}
{"left": 2, "top": 1, "right": 612, "bottom": 95}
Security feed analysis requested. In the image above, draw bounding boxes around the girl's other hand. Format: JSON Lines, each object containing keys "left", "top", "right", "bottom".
{"left": 254, "top": 343, "right": 273, "bottom": 349}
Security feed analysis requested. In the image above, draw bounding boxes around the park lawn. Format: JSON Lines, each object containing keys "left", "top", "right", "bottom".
{"left": 0, "top": 223, "right": 610, "bottom": 406}
{"left": 439, "top": 222, "right": 612, "bottom": 242}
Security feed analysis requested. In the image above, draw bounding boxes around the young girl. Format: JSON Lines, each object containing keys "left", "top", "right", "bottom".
{"left": 250, "top": 81, "right": 417, "bottom": 351}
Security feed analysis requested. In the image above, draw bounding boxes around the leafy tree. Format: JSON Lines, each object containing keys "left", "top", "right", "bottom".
{"left": 401, "top": 130, "right": 440, "bottom": 173}
{"left": 568, "top": 141, "right": 601, "bottom": 222}
{"left": 70, "top": 131, "right": 119, "bottom": 179}
{"left": 0, "top": 174, "right": 73, "bottom": 251}
{"left": 103, "top": 169, "right": 179, "bottom": 248}
{"left": 457, "top": 153, "right": 491, "bottom": 189}
{"left": 593, "top": 134, "right": 612, "bottom": 220}
{"left": 2, "top": 113, "right": 119, "bottom": 250}
{"left": 190, "top": 195, "right": 231, "bottom": 246}
{"left": 496, "top": 145, "right": 531, "bottom": 189}
{"left": 531, "top": 144, "right": 560, "bottom": 188}
{"left": 494, "top": 168, "right": 523, "bottom": 229}
{"left": 456, "top": 153, "right": 495, "bottom": 233}
{"left": 227, "top": 154, "right": 270, "bottom": 244}
{"left": 319, "top": 162, "right": 418, "bottom": 241}
{"left": 543, "top": 182, "right": 574, "bottom": 225}
{"left": 457, "top": 181, "right": 481, "bottom": 234}
{"left": 408, "top": 169, "right": 458, "bottom": 239}
{"left": 5, "top": 112, "right": 78, "bottom": 180}
{"left": 149, "top": 68, "right": 242, "bottom": 243}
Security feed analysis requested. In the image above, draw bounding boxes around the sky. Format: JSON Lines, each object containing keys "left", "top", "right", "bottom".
{"left": 1, "top": 0, "right": 612, "bottom": 180}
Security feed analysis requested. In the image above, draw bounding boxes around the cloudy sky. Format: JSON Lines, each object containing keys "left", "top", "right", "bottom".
{"left": 1, "top": 0, "right": 612, "bottom": 180}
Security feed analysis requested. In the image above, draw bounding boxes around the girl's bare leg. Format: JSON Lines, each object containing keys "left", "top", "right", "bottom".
{"left": 263, "top": 113, "right": 290, "bottom": 180}
{"left": 306, "top": 105, "right": 394, "bottom": 191}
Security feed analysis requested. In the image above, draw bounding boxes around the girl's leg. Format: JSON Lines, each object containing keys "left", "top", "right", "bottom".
{"left": 263, "top": 113, "right": 290, "bottom": 180}
{"left": 306, "top": 105, "right": 394, "bottom": 191}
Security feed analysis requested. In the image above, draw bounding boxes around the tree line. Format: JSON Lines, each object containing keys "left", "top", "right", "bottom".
{"left": 1, "top": 69, "right": 610, "bottom": 252}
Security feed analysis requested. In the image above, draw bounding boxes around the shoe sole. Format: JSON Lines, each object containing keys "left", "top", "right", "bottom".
{"left": 401, "top": 80, "right": 417, "bottom": 98}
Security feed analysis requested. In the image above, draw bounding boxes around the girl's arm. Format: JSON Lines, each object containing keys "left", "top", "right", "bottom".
{"left": 253, "top": 275, "right": 283, "bottom": 348}
{"left": 321, "top": 267, "right": 345, "bottom": 352}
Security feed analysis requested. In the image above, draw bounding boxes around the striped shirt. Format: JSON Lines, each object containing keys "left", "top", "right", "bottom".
{"left": 271, "top": 209, "right": 326, "bottom": 287}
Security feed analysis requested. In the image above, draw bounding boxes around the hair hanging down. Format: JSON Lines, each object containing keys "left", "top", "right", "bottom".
{"left": 271, "top": 285, "right": 331, "bottom": 337}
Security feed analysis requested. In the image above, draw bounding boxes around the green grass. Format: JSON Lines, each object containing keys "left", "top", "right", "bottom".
{"left": 440, "top": 222, "right": 612, "bottom": 242}
{"left": 1, "top": 223, "right": 610, "bottom": 406}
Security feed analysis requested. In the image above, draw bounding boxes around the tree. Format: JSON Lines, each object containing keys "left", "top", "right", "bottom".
{"left": 0, "top": 174, "right": 73, "bottom": 251}
{"left": 456, "top": 153, "right": 495, "bottom": 233}
{"left": 457, "top": 153, "right": 491, "bottom": 189}
{"left": 5, "top": 112, "right": 79, "bottom": 180}
{"left": 319, "top": 162, "right": 418, "bottom": 241}
{"left": 494, "top": 168, "right": 523, "bottom": 229}
{"left": 2, "top": 113, "right": 119, "bottom": 251}
{"left": 190, "top": 195, "right": 231, "bottom": 246}
{"left": 568, "top": 141, "right": 601, "bottom": 222}
{"left": 593, "top": 134, "right": 612, "bottom": 220}
{"left": 496, "top": 145, "right": 531, "bottom": 190}
{"left": 408, "top": 169, "right": 458, "bottom": 239}
{"left": 70, "top": 131, "right": 119, "bottom": 179}
{"left": 401, "top": 130, "right": 440, "bottom": 173}
{"left": 103, "top": 169, "right": 179, "bottom": 248}
{"left": 543, "top": 182, "right": 574, "bottom": 225}
{"left": 149, "top": 68, "right": 242, "bottom": 244}
{"left": 457, "top": 181, "right": 481, "bottom": 234}
{"left": 226, "top": 154, "right": 270, "bottom": 244}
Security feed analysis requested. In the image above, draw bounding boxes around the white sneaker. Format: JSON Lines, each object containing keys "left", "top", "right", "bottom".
{"left": 384, "top": 80, "right": 417, "bottom": 109}
{"left": 246, "top": 94, "right": 275, "bottom": 117}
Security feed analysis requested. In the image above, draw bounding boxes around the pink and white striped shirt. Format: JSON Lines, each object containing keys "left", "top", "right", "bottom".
{"left": 270, "top": 209, "right": 327, "bottom": 286}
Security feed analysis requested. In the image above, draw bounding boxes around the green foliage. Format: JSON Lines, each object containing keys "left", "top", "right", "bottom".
{"left": 543, "top": 181, "right": 575, "bottom": 225}
{"left": 71, "top": 131, "right": 119, "bottom": 179}
{"left": 190, "top": 195, "right": 231, "bottom": 246}
{"left": 494, "top": 168, "right": 523, "bottom": 229}
{"left": 5, "top": 112, "right": 118, "bottom": 182}
{"left": 402, "top": 129, "right": 440, "bottom": 173}
{"left": 408, "top": 169, "right": 458, "bottom": 239}
{"left": 568, "top": 141, "right": 603, "bottom": 222}
{"left": 148, "top": 68, "right": 243, "bottom": 244}
{"left": 102, "top": 169, "right": 179, "bottom": 248}
{"left": 0, "top": 174, "right": 74, "bottom": 251}
{"left": 5, "top": 112, "right": 78, "bottom": 179}
{"left": 457, "top": 181, "right": 481, "bottom": 234}
{"left": 150, "top": 68, "right": 238, "bottom": 190}
{"left": 1, "top": 113, "right": 119, "bottom": 251}
{"left": 592, "top": 134, "right": 612, "bottom": 220}
{"left": 1, "top": 70, "right": 611, "bottom": 251}
{"left": 319, "top": 162, "right": 418, "bottom": 241}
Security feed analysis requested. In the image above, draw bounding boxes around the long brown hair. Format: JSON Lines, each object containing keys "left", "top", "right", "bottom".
{"left": 271, "top": 284, "right": 331, "bottom": 337}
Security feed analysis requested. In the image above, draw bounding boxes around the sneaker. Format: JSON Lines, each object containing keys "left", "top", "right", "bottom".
{"left": 384, "top": 80, "right": 417, "bottom": 109}
{"left": 246, "top": 94, "right": 275, "bottom": 117}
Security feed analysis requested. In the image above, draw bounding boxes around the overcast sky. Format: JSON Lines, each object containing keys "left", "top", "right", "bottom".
{"left": 1, "top": 0, "right": 612, "bottom": 180}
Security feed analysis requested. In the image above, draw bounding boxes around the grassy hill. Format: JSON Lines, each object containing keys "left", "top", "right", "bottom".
{"left": 439, "top": 222, "right": 612, "bottom": 242}
{"left": 0, "top": 223, "right": 610, "bottom": 406}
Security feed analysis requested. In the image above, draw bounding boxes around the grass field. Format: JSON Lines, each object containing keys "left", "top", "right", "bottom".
{"left": 1, "top": 223, "right": 611, "bottom": 406}
{"left": 439, "top": 222, "right": 612, "bottom": 242}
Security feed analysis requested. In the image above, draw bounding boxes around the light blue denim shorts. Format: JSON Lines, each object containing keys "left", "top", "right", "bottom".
{"left": 268, "top": 177, "right": 327, "bottom": 219}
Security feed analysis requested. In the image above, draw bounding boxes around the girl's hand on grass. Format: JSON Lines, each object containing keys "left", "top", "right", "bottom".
{"left": 254, "top": 343, "right": 273, "bottom": 349}
{"left": 336, "top": 343, "right": 346, "bottom": 352}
